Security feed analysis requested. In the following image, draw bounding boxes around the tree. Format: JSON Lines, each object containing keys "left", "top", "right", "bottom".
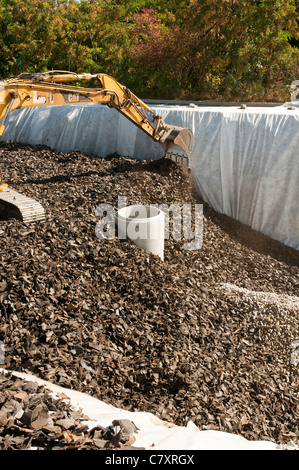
{"left": 0, "top": 0, "right": 66, "bottom": 76}
{"left": 129, "top": 0, "right": 299, "bottom": 100}
{"left": 0, "top": 0, "right": 297, "bottom": 100}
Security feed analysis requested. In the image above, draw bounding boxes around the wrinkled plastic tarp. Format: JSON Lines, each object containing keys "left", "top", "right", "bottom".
{"left": 1, "top": 102, "right": 298, "bottom": 250}
{"left": 0, "top": 369, "right": 278, "bottom": 450}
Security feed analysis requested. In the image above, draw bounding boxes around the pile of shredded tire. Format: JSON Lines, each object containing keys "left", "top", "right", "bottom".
{"left": 0, "top": 371, "right": 141, "bottom": 450}
{"left": 0, "top": 141, "right": 298, "bottom": 450}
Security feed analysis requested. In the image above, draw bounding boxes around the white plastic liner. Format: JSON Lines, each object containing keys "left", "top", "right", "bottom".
{"left": 0, "top": 368, "right": 278, "bottom": 450}
{"left": 1, "top": 102, "right": 298, "bottom": 250}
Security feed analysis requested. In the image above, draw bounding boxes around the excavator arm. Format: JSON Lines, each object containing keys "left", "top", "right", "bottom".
{"left": 0, "top": 71, "right": 193, "bottom": 222}
{"left": 0, "top": 71, "right": 193, "bottom": 162}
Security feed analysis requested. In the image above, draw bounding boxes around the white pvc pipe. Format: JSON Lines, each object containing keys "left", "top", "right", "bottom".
{"left": 115, "top": 204, "right": 164, "bottom": 261}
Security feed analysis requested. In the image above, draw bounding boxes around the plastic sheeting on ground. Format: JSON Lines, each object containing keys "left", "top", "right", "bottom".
{"left": 0, "top": 369, "right": 279, "bottom": 450}
{"left": 1, "top": 102, "right": 298, "bottom": 250}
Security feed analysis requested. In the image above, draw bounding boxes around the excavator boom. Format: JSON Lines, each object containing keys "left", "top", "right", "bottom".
{"left": 0, "top": 71, "right": 193, "bottom": 222}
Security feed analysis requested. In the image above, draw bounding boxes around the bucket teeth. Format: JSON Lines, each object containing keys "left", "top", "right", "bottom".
{"left": 0, "top": 187, "right": 45, "bottom": 223}
{"left": 165, "top": 153, "right": 189, "bottom": 167}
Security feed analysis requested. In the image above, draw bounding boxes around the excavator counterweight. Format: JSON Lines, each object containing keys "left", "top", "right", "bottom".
{"left": 0, "top": 71, "right": 193, "bottom": 222}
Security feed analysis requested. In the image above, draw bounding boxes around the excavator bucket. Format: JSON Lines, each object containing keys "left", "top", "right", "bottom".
{"left": 159, "top": 125, "right": 193, "bottom": 167}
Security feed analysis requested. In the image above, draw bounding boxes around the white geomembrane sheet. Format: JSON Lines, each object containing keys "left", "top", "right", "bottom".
{"left": 0, "top": 369, "right": 279, "bottom": 450}
{"left": 1, "top": 102, "right": 298, "bottom": 250}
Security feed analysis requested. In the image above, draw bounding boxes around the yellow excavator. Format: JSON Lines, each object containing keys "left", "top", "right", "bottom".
{"left": 0, "top": 71, "right": 193, "bottom": 223}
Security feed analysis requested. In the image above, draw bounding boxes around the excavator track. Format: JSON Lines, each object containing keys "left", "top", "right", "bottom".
{"left": 0, "top": 187, "right": 45, "bottom": 223}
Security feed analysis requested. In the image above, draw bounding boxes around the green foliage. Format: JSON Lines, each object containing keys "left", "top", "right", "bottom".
{"left": 0, "top": 0, "right": 298, "bottom": 101}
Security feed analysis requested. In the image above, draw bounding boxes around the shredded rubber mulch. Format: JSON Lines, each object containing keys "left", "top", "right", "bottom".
{"left": 0, "top": 371, "right": 143, "bottom": 450}
{"left": 0, "top": 141, "right": 298, "bottom": 449}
